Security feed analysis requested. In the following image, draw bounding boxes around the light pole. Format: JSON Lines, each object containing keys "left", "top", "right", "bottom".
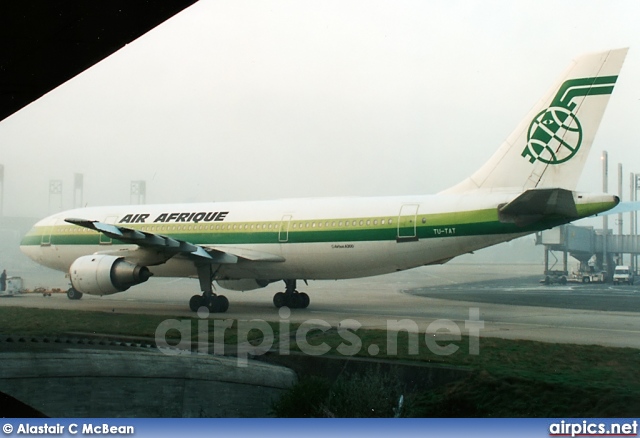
{"left": 602, "top": 151, "right": 608, "bottom": 273}
{"left": 73, "top": 173, "right": 84, "bottom": 208}
{"left": 0, "top": 164, "right": 4, "bottom": 217}
{"left": 636, "top": 174, "right": 640, "bottom": 273}
{"left": 48, "top": 179, "right": 63, "bottom": 214}
{"left": 130, "top": 180, "right": 147, "bottom": 205}
{"left": 618, "top": 163, "right": 623, "bottom": 265}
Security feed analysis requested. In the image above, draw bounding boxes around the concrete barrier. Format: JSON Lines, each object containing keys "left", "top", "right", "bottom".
{"left": 0, "top": 349, "right": 296, "bottom": 417}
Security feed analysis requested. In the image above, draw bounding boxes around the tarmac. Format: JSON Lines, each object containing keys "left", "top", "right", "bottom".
{"left": 2, "top": 261, "right": 640, "bottom": 417}
{"left": 2, "top": 262, "right": 639, "bottom": 349}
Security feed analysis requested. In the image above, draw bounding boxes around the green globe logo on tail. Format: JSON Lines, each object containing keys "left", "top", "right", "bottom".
{"left": 522, "top": 76, "right": 618, "bottom": 165}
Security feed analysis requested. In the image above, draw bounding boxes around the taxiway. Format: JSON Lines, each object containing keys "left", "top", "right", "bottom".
{"left": 2, "top": 262, "right": 640, "bottom": 350}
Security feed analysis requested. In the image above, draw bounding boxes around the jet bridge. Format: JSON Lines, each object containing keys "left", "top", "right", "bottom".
{"left": 536, "top": 224, "right": 640, "bottom": 280}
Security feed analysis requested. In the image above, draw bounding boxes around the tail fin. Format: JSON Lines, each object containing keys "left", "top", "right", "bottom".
{"left": 443, "top": 48, "right": 628, "bottom": 194}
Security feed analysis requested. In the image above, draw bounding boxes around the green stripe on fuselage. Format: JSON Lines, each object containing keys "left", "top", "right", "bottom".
{"left": 20, "top": 205, "right": 604, "bottom": 247}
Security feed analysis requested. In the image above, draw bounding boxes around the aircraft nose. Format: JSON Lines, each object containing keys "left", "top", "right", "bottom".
{"left": 20, "top": 223, "right": 43, "bottom": 261}
{"left": 20, "top": 225, "right": 36, "bottom": 248}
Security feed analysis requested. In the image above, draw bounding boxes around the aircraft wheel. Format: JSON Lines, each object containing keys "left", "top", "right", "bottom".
{"left": 274, "top": 291, "right": 310, "bottom": 309}
{"left": 298, "top": 292, "right": 310, "bottom": 309}
{"left": 217, "top": 295, "right": 229, "bottom": 313}
{"left": 273, "top": 292, "right": 286, "bottom": 308}
{"left": 67, "top": 288, "right": 83, "bottom": 300}
{"left": 189, "top": 295, "right": 204, "bottom": 312}
{"left": 206, "top": 295, "right": 229, "bottom": 313}
{"left": 288, "top": 293, "right": 302, "bottom": 309}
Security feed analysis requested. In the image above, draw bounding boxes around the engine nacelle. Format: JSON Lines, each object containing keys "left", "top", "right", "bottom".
{"left": 69, "top": 255, "right": 152, "bottom": 296}
{"left": 216, "top": 279, "right": 272, "bottom": 291}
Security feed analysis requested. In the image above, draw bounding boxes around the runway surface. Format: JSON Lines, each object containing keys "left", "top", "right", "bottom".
{"left": 2, "top": 262, "right": 640, "bottom": 350}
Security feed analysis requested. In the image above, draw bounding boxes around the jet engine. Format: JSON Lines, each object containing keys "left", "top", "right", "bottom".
{"left": 216, "top": 279, "right": 273, "bottom": 291}
{"left": 69, "top": 255, "right": 152, "bottom": 296}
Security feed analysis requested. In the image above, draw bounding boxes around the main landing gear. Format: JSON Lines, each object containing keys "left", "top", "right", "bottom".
{"left": 189, "top": 264, "right": 229, "bottom": 313}
{"left": 273, "top": 279, "right": 310, "bottom": 309}
{"left": 186, "top": 271, "right": 311, "bottom": 313}
{"left": 189, "top": 293, "right": 229, "bottom": 313}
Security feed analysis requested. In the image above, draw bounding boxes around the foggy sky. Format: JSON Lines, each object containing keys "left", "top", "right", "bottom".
{"left": 1, "top": 0, "right": 639, "bottom": 225}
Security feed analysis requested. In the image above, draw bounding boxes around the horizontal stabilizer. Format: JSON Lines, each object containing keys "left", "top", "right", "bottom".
{"left": 498, "top": 188, "right": 578, "bottom": 226}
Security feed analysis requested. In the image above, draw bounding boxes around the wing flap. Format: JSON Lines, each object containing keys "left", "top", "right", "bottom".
{"left": 209, "top": 246, "right": 285, "bottom": 263}
{"left": 65, "top": 218, "right": 229, "bottom": 263}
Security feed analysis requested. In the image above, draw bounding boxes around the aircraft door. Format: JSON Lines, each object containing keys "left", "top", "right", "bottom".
{"left": 397, "top": 204, "right": 419, "bottom": 242}
{"left": 279, "top": 215, "right": 292, "bottom": 242}
{"left": 40, "top": 225, "right": 53, "bottom": 246}
{"left": 40, "top": 223, "right": 54, "bottom": 246}
{"left": 40, "top": 218, "right": 65, "bottom": 246}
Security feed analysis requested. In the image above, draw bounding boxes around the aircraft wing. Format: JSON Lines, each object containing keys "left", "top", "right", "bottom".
{"left": 64, "top": 218, "right": 284, "bottom": 266}
{"left": 498, "top": 188, "right": 578, "bottom": 226}
{"left": 209, "top": 246, "right": 285, "bottom": 262}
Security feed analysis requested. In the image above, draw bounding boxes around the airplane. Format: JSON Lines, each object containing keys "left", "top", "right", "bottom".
{"left": 20, "top": 48, "right": 628, "bottom": 313}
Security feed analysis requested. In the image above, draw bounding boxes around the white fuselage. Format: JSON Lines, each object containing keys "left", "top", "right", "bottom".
{"left": 20, "top": 192, "right": 530, "bottom": 283}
